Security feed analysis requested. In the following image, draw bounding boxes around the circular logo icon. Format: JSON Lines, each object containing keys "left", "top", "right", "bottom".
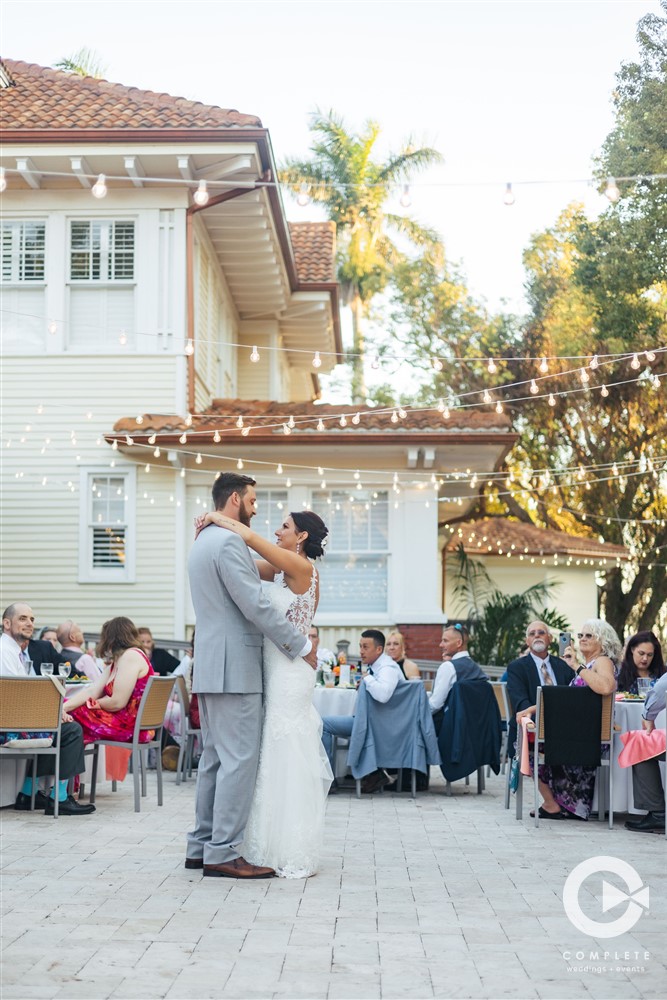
{"left": 563, "top": 855, "right": 649, "bottom": 938}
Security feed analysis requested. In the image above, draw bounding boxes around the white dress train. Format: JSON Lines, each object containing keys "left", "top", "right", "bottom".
{"left": 242, "top": 570, "right": 333, "bottom": 878}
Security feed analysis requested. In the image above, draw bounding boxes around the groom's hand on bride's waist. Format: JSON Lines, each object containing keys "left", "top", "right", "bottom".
{"left": 303, "top": 647, "right": 317, "bottom": 670}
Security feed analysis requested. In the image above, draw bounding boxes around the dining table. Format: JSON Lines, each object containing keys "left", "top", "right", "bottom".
{"left": 311, "top": 685, "right": 358, "bottom": 778}
{"left": 593, "top": 697, "right": 665, "bottom": 816}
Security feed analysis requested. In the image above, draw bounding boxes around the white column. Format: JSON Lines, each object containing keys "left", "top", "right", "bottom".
{"left": 389, "top": 488, "right": 444, "bottom": 623}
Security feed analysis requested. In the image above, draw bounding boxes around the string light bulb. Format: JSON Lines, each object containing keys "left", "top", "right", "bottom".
{"left": 645, "top": 350, "right": 656, "bottom": 362}
{"left": 213, "top": 430, "right": 221, "bottom": 443}
{"left": 548, "top": 393, "right": 556, "bottom": 406}
{"left": 287, "top": 415, "right": 295, "bottom": 429}
{"left": 529, "top": 379, "right": 539, "bottom": 394}
{"left": 317, "top": 419, "right": 325, "bottom": 431}
{"left": 179, "top": 433, "right": 188, "bottom": 444}
{"left": 184, "top": 338, "right": 194, "bottom": 356}
{"left": 296, "top": 182, "right": 310, "bottom": 207}
{"left": 185, "top": 413, "right": 193, "bottom": 427}
{"left": 92, "top": 174, "right": 107, "bottom": 198}
{"left": 119, "top": 330, "right": 128, "bottom": 346}
{"left": 283, "top": 423, "right": 291, "bottom": 435}
{"left": 48, "top": 319, "right": 57, "bottom": 335}
{"left": 483, "top": 389, "right": 492, "bottom": 404}
{"left": 352, "top": 412, "right": 361, "bottom": 425}
{"left": 539, "top": 357, "right": 549, "bottom": 374}
{"left": 432, "top": 357, "right": 443, "bottom": 372}
{"left": 237, "top": 459, "right": 244, "bottom": 470}
{"left": 242, "top": 426, "right": 250, "bottom": 437}
{"left": 487, "top": 359, "right": 497, "bottom": 374}
{"left": 589, "top": 354, "right": 599, "bottom": 369}
{"left": 371, "top": 354, "right": 380, "bottom": 370}
{"left": 391, "top": 410, "right": 399, "bottom": 424}
{"left": 312, "top": 351, "right": 322, "bottom": 369}
{"left": 443, "top": 406, "right": 450, "bottom": 420}
{"left": 580, "top": 367, "right": 590, "bottom": 383}
{"left": 600, "top": 384, "right": 609, "bottom": 397}
{"left": 153, "top": 447, "right": 160, "bottom": 458}
{"left": 399, "top": 184, "right": 411, "bottom": 208}
{"left": 495, "top": 401, "right": 503, "bottom": 413}
{"left": 630, "top": 353, "right": 640, "bottom": 370}
{"left": 195, "top": 453, "right": 202, "bottom": 464}
{"left": 398, "top": 407, "right": 407, "bottom": 419}
{"left": 235, "top": 416, "right": 244, "bottom": 429}
{"left": 503, "top": 183, "right": 515, "bottom": 206}
{"left": 193, "top": 180, "right": 209, "bottom": 206}
{"left": 250, "top": 346, "right": 260, "bottom": 363}
{"left": 148, "top": 433, "right": 156, "bottom": 445}
{"left": 605, "top": 177, "right": 620, "bottom": 203}
{"left": 339, "top": 414, "right": 347, "bottom": 427}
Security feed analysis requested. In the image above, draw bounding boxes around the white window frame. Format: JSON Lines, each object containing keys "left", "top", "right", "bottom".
{"left": 310, "top": 489, "right": 390, "bottom": 622}
{"left": 78, "top": 467, "right": 136, "bottom": 583}
{"left": 68, "top": 218, "right": 136, "bottom": 284}
{"left": 1, "top": 219, "right": 47, "bottom": 284}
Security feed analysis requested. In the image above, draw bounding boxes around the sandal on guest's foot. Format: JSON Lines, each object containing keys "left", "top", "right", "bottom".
{"left": 529, "top": 806, "right": 565, "bottom": 820}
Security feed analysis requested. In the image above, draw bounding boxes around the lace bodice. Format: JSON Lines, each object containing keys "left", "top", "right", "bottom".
{"left": 273, "top": 567, "right": 317, "bottom": 635}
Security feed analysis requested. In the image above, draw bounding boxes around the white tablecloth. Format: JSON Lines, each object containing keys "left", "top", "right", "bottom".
{"left": 312, "top": 686, "right": 358, "bottom": 718}
{"left": 594, "top": 700, "right": 665, "bottom": 816}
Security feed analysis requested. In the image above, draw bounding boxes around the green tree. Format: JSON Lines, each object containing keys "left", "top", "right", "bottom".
{"left": 280, "top": 111, "right": 442, "bottom": 401}
{"left": 55, "top": 48, "right": 107, "bottom": 79}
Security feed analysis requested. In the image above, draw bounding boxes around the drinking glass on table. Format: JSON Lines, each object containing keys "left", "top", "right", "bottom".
{"left": 636, "top": 677, "right": 651, "bottom": 698}
{"left": 41, "top": 662, "right": 54, "bottom": 677}
{"left": 58, "top": 662, "right": 72, "bottom": 681}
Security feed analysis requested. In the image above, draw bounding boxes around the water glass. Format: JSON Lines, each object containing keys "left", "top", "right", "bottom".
{"left": 58, "top": 662, "right": 72, "bottom": 680}
{"left": 41, "top": 662, "right": 54, "bottom": 677}
{"left": 323, "top": 670, "right": 335, "bottom": 688}
{"left": 636, "top": 677, "right": 651, "bottom": 698}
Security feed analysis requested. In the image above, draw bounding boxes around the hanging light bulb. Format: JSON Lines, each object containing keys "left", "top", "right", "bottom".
{"left": 339, "top": 414, "right": 347, "bottom": 427}
{"left": 287, "top": 415, "right": 295, "bottom": 429}
{"left": 145, "top": 463, "right": 151, "bottom": 473}
{"left": 399, "top": 184, "right": 411, "bottom": 208}
{"left": 285, "top": 478, "right": 292, "bottom": 488}
{"left": 235, "top": 415, "right": 244, "bottom": 429}
{"left": 185, "top": 413, "right": 193, "bottom": 427}
{"left": 119, "top": 330, "right": 128, "bottom": 346}
{"left": 630, "top": 353, "right": 640, "bottom": 370}
{"left": 503, "top": 183, "right": 515, "bottom": 206}
{"left": 600, "top": 384, "right": 609, "bottom": 397}
{"left": 92, "top": 174, "right": 107, "bottom": 198}
{"left": 283, "top": 423, "right": 291, "bottom": 435}
{"left": 483, "top": 389, "right": 492, "bottom": 404}
{"left": 539, "top": 357, "right": 549, "bottom": 374}
{"left": 136, "top": 415, "right": 144, "bottom": 425}
{"left": 548, "top": 393, "right": 556, "bottom": 406}
{"left": 604, "top": 177, "right": 620, "bottom": 203}
{"left": 213, "top": 430, "right": 221, "bottom": 443}
{"left": 179, "top": 433, "right": 188, "bottom": 444}
{"left": 184, "top": 339, "right": 194, "bottom": 356}
{"left": 241, "top": 427, "right": 249, "bottom": 436}
{"left": 193, "top": 180, "right": 209, "bottom": 206}
{"left": 296, "top": 182, "right": 310, "bottom": 207}
{"left": 48, "top": 319, "right": 57, "bottom": 335}
{"left": 237, "top": 459, "right": 244, "bottom": 470}
{"left": 250, "top": 346, "right": 260, "bottom": 363}
{"left": 317, "top": 418, "right": 325, "bottom": 431}
{"left": 148, "top": 433, "right": 156, "bottom": 445}
{"left": 580, "top": 367, "right": 590, "bottom": 383}
{"left": 487, "top": 358, "right": 497, "bottom": 374}
{"left": 312, "top": 351, "right": 322, "bottom": 369}
{"left": 529, "top": 379, "right": 539, "bottom": 395}
{"left": 153, "top": 447, "right": 161, "bottom": 458}
{"left": 352, "top": 412, "right": 361, "bottom": 425}
{"left": 645, "top": 349, "right": 656, "bottom": 362}
{"left": 371, "top": 354, "right": 380, "bottom": 370}
{"left": 398, "top": 407, "right": 407, "bottom": 419}
{"left": 443, "top": 406, "right": 450, "bottom": 420}
{"left": 495, "top": 401, "right": 503, "bottom": 413}
{"left": 436, "top": 399, "right": 445, "bottom": 413}
{"left": 111, "top": 439, "right": 118, "bottom": 451}
{"left": 612, "top": 462, "right": 619, "bottom": 477}
{"left": 391, "top": 410, "right": 399, "bottom": 424}
{"left": 320, "top": 479, "right": 327, "bottom": 489}
{"left": 431, "top": 357, "right": 443, "bottom": 372}
{"left": 195, "top": 453, "right": 202, "bottom": 464}
{"left": 0, "top": 167, "right": 6, "bottom": 193}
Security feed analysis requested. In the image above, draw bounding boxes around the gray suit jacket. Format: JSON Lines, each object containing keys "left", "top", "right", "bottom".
{"left": 188, "top": 526, "right": 307, "bottom": 695}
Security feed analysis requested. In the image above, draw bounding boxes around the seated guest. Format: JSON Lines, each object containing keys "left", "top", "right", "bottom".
{"left": 65, "top": 617, "right": 155, "bottom": 753}
{"left": 385, "top": 631, "right": 421, "bottom": 680}
{"left": 561, "top": 644, "right": 581, "bottom": 671}
{"left": 137, "top": 627, "right": 180, "bottom": 676}
{"left": 622, "top": 670, "right": 667, "bottom": 834}
{"left": 535, "top": 618, "right": 619, "bottom": 820}
{"left": 321, "top": 629, "right": 403, "bottom": 793}
{"left": 57, "top": 620, "right": 102, "bottom": 679}
{"left": 429, "top": 625, "right": 486, "bottom": 732}
{"left": 38, "top": 626, "right": 60, "bottom": 650}
{"left": 506, "top": 621, "right": 573, "bottom": 760}
{"left": 617, "top": 631, "right": 665, "bottom": 695}
{"left": 1, "top": 602, "right": 95, "bottom": 815}
{"left": 308, "top": 626, "right": 336, "bottom": 670}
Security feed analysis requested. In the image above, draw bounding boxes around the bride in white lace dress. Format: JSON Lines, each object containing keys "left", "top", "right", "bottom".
{"left": 199, "top": 508, "right": 333, "bottom": 878}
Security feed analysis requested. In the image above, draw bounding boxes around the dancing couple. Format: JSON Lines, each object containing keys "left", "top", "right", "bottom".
{"left": 186, "top": 472, "right": 332, "bottom": 879}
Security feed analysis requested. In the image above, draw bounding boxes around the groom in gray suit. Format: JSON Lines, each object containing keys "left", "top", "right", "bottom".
{"left": 186, "top": 473, "right": 316, "bottom": 878}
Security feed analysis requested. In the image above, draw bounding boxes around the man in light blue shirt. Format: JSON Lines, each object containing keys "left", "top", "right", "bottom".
{"left": 624, "top": 671, "right": 667, "bottom": 834}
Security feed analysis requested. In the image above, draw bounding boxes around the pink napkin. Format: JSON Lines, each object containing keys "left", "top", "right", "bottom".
{"left": 618, "top": 729, "right": 666, "bottom": 768}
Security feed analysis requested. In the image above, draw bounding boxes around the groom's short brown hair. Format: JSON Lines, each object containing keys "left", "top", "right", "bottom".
{"left": 212, "top": 472, "right": 256, "bottom": 510}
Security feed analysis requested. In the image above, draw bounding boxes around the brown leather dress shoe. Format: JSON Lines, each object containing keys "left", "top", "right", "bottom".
{"left": 184, "top": 857, "right": 203, "bottom": 869}
{"left": 203, "top": 856, "right": 275, "bottom": 879}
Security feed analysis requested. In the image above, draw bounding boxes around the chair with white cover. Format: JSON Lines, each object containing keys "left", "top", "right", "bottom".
{"left": 89, "top": 675, "right": 176, "bottom": 812}
{"left": 0, "top": 677, "right": 64, "bottom": 817}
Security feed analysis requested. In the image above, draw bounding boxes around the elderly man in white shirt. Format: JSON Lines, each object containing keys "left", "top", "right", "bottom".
{"left": 321, "top": 628, "right": 403, "bottom": 792}
{"left": 429, "top": 624, "right": 487, "bottom": 730}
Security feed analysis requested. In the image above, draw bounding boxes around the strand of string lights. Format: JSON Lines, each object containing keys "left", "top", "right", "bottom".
{"left": 3, "top": 306, "right": 665, "bottom": 369}
{"left": 2, "top": 165, "right": 667, "bottom": 201}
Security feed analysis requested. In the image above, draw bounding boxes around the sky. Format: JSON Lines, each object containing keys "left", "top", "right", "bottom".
{"left": 4, "top": 0, "right": 662, "bottom": 315}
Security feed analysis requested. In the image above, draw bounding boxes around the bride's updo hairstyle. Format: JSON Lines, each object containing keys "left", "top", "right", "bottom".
{"left": 290, "top": 511, "right": 329, "bottom": 559}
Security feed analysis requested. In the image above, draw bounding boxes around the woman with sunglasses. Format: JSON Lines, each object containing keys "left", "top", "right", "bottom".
{"left": 537, "top": 618, "right": 619, "bottom": 820}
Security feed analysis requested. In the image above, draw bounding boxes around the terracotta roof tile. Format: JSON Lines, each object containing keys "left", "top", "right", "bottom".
{"left": 112, "top": 399, "right": 513, "bottom": 436}
{"left": 445, "top": 518, "right": 628, "bottom": 559}
{"left": 0, "top": 59, "right": 261, "bottom": 131}
{"left": 288, "top": 222, "right": 336, "bottom": 282}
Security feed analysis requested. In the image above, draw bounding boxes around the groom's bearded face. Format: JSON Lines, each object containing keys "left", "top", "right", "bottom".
{"left": 238, "top": 488, "right": 257, "bottom": 527}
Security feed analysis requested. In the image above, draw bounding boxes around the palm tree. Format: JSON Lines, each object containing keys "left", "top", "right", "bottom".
{"left": 55, "top": 48, "right": 107, "bottom": 79}
{"left": 280, "top": 111, "right": 442, "bottom": 401}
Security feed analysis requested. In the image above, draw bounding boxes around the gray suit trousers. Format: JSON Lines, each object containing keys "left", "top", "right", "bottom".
{"left": 632, "top": 753, "right": 666, "bottom": 812}
{"left": 187, "top": 692, "right": 263, "bottom": 864}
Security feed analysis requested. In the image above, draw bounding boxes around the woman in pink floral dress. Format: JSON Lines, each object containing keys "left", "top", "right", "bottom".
{"left": 64, "top": 617, "right": 154, "bottom": 743}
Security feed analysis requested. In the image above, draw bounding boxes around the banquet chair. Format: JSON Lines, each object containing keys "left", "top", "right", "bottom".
{"left": 439, "top": 680, "right": 501, "bottom": 796}
{"left": 89, "top": 675, "right": 176, "bottom": 812}
{"left": 0, "top": 677, "right": 64, "bottom": 817}
{"left": 347, "top": 681, "right": 440, "bottom": 799}
{"left": 174, "top": 676, "right": 201, "bottom": 785}
{"left": 528, "top": 686, "right": 614, "bottom": 828}
{"left": 489, "top": 681, "right": 511, "bottom": 777}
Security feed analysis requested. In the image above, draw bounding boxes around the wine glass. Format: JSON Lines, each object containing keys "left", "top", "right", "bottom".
{"left": 58, "top": 662, "right": 72, "bottom": 681}
{"left": 41, "top": 662, "right": 54, "bottom": 677}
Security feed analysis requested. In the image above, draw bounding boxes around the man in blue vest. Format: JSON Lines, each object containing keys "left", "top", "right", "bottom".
{"left": 429, "top": 624, "right": 487, "bottom": 733}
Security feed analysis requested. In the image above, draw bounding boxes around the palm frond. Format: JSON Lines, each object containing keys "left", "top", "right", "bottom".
{"left": 384, "top": 213, "right": 442, "bottom": 247}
